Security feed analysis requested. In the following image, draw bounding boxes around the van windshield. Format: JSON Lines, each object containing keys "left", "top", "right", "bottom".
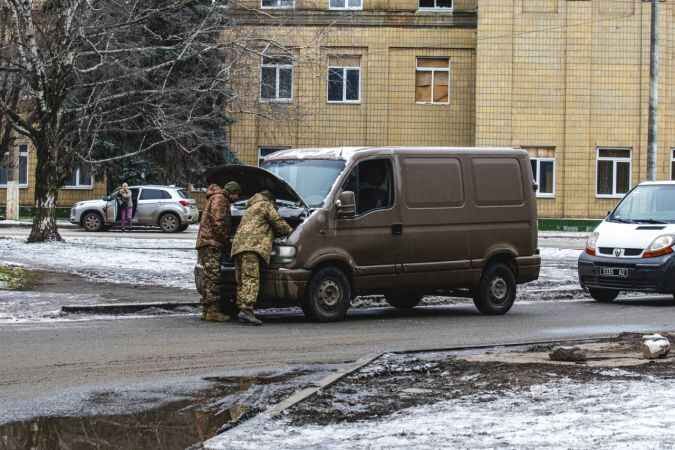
{"left": 262, "top": 159, "right": 346, "bottom": 208}
{"left": 610, "top": 185, "right": 675, "bottom": 224}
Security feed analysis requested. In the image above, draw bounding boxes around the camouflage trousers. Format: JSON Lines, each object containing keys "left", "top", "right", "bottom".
{"left": 198, "top": 247, "right": 238, "bottom": 316}
{"left": 235, "top": 252, "right": 261, "bottom": 312}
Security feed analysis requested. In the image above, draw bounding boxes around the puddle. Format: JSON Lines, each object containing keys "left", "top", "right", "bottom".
{"left": 0, "top": 371, "right": 318, "bottom": 450}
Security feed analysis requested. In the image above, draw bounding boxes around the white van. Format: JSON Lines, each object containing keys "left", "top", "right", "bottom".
{"left": 579, "top": 181, "right": 675, "bottom": 302}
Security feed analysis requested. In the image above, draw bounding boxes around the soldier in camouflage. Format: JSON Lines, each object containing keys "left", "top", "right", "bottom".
{"left": 196, "top": 181, "right": 241, "bottom": 322}
{"left": 231, "top": 190, "right": 293, "bottom": 325}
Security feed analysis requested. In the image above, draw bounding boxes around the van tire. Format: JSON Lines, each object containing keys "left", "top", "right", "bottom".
{"left": 303, "top": 267, "right": 351, "bottom": 322}
{"left": 473, "top": 263, "right": 517, "bottom": 315}
{"left": 385, "top": 292, "right": 424, "bottom": 309}
{"left": 589, "top": 289, "right": 619, "bottom": 303}
{"left": 82, "top": 211, "right": 104, "bottom": 232}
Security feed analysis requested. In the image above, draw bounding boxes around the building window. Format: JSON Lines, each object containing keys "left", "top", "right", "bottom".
{"left": 261, "top": 0, "right": 294, "bottom": 8}
{"left": 671, "top": 149, "right": 675, "bottom": 181}
{"left": 258, "top": 147, "right": 289, "bottom": 166}
{"left": 328, "top": 56, "right": 361, "bottom": 103}
{"left": 64, "top": 165, "right": 93, "bottom": 188}
{"left": 260, "top": 56, "right": 293, "bottom": 102}
{"left": 418, "top": 0, "right": 453, "bottom": 10}
{"left": 530, "top": 158, "right": 555, "bottom": 197}
{"left": 597, "top": 148, "right": 631, "bottom": 197}
{"left": 329, "top": 0, "right": 362, "bottom": 9}
{"left": 415, "top": 58, "right": 449, "bottom": 104}
{"left": 0, "top": 144, "right": 28, "bottom": 187}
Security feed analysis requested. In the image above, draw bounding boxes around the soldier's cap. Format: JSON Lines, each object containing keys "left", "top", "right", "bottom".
{"left": 224, "top": 181, "right": 242, "bottom": 194}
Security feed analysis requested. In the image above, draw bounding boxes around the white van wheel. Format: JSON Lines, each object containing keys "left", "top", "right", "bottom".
{"left": 473, "top": 263, "right": 516, "bottom": 315}
{"left": 303, "top": 267, "right": 351, "bottom": 322}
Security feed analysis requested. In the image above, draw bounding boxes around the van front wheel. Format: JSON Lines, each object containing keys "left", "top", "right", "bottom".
{"left": 473, "top": 263, "right": 517, "bottom": 315}
{"left": 303, "top": 267, "right": 351, "bottom": 322}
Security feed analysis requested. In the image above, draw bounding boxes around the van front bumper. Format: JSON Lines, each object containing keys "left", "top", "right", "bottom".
{"left": 578, "top": 252, "right": 675, "bottom": 293}
{"left": 195, "top": 264, "right": 311, "bottom": 303}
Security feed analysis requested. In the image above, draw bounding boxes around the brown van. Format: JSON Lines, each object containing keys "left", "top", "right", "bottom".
{"left": 195, "top": 147, "right": 541, "bottom": 322}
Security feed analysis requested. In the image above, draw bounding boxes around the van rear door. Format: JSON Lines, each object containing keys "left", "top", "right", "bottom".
{"left": 396, "top": 153, "right": 472, "bottom": 288}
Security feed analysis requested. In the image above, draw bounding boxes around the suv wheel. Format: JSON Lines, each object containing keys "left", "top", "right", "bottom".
{"left": 159, "top": 212, "right": 181, "bottom": 233}
{"left": 303, "top": 267, "right": 351, "bottom": 322}
{"left": 82, "top": 212, "right": 104, "bottom": 232}
{"left": 384, "top": 292, "right": 424, "bottom": 309}
{"left": 473, "top": 262, "right": 517, "bottom": 315}
{"left": 589, "top": 289, "right": 619, "bottom": 303}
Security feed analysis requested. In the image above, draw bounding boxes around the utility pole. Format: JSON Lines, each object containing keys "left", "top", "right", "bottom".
{"left": 5, "top": 144, "right": 19, "bottom": 221}
{"left": 647, "top": 0, "right": 660, "bottom": 181}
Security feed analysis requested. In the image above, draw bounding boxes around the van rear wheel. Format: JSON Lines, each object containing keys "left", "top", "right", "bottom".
{"left": 473, "top": 263, "right": 517, "bottom": 315}
{"left": 589, "top": 289, "right": 619, "bottom": 303}
{"left": 385, "top": 292, "right": 424, "bottom": 309}
{"left": 303, "top": 267, "right": 351, "bottom": 322}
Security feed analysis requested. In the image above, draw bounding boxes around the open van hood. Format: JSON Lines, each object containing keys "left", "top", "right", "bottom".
{"left": 205, "top": 164, "right": 307, "bottom": 208}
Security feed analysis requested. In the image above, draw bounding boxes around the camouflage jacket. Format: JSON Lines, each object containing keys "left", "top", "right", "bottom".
{"left": 196, "top": 184, "right": 231, "bottom": 249}
{"left": 231, "top": 193, "right": 293, "bottom": 264}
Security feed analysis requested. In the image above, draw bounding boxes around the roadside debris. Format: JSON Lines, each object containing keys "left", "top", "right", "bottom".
{"left": 549, "top": 346, "right": 587, "bottom": 362}
{"left": 642, "top": 334, "right": 671, "bottom": 360}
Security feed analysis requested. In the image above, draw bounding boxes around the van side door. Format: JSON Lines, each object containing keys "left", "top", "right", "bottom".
{"left": 397, "top": 154, "right": 472, "bottom": 289}
{"left": 334, "top": 157, "right": 402, "bottom": 291}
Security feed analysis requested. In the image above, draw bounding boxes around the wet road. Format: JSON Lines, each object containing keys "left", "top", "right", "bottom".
{"left": 1, "top": 296, "right": 674, "bottom": 411}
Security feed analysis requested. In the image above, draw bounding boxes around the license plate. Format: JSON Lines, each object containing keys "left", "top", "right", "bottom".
{"left": 596, "top": 267, "right": 630, "bottom": 278}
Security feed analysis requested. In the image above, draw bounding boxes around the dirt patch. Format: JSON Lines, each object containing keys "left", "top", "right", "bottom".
{"left": 31, "top": 269, "right": 199, "bottom": 305}
{"left": 287, "top": 333, "right": 675, "bottom": 426}
{"left": 0, "top": 265, "right": 36, "bottom": 290}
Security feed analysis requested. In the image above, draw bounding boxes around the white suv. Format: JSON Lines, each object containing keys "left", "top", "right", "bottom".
{"left": 70, "top": 185, "right": 199, "bottom": 232}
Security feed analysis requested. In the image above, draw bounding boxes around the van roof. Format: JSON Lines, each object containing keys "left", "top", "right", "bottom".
{"left": 264, "top": 146, "right": 523, "bottom": 162}
{"left": 638, "top": 181, "right": 675, "bottom": 186}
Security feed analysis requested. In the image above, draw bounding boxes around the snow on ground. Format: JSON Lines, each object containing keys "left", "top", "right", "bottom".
{"left": 209, "top": 374, "right": 675, "bottom": 450}
{"left": 0, "top": 236, "right": 196, "bottom": 289}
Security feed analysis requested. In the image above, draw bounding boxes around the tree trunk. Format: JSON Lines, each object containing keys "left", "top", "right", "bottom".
{"left": 27, "top": 151, "right": 62, "bottom": 243}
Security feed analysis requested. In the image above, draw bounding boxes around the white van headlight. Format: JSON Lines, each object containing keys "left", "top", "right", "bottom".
{"left": 644, "top": 235, "right": 675, "bottom": 258}
{"left": 585, "top": 232, "right": 599, "bottom": 256}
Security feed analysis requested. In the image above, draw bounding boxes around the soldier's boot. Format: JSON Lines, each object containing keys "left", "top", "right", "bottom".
{"left": 204, "top": 305, "right": 230, "bottom": 322}
{"left": 237, "top": 309, "right": 262, "bottom": 326}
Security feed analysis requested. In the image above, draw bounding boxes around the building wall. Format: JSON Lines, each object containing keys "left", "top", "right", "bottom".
{"left": 0, "top": 141, "right": 107, "bottom": 209}
{"left": 476, "top": 0, "right": 675, "bottom": 219}
{"left": 227, "top": 4, "right": 477, "bottom": 166}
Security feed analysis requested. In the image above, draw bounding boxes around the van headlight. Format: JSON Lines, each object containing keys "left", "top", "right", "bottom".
{"left": 643, "top": 235, "right": 675, "bottom": 258}
{"left": 585, "top": 232, "right": 599, "bottom": 256}
{"left": 271, "top": 245, "right": 296, "bottom": 265}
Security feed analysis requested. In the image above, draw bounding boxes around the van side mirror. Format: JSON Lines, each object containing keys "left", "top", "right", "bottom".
{"left": 336, "top": 191, "right": 356, "bottom": 219}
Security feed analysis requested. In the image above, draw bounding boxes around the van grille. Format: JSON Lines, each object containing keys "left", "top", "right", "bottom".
{"left": 598, "top": 247, "right": 643, "bottom": 257}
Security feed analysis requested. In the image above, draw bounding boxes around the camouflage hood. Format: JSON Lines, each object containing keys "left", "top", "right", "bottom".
{"left": 206, "top": 183, "right": 225, "bottom": 199}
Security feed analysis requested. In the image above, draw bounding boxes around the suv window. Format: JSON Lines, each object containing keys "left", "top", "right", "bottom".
{"left": 343, "top": 159, "right": 394, "bottom": 215}
{"left": 176, "top": 189, "right": 191, "bottom": 199}
{"left": 140, "top": 188, "right": 170, "bottom": 200}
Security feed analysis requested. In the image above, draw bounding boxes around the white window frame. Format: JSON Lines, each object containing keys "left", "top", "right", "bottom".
{"left": 260, "top": 56, "right": 294, "bottom": 103}
{"left": 671, "top": 148, "right": 675, "bottom": 181}
{"left": 327, "top": 66, "right": 362, "bottom": 104}
{"left": 418, "top": 0, "right": 453, "bottom": 12}
{"left": 0, "top": 144, "right": 29, "bottom": 188}
{"left": 530, "top": 157, "right": 556, "bottom": 198}
{"left": 261, "top": 0, "right": 294, "bottom": 9}
{"left": 415, "top": 58, "right": 450, "bottom": 105}
{"left": 64, "top": 166, "right": 94, "bottom": 190}
{"left": 596, "top": 147, "right": 632, "bottom": 199}
{"left": 329, "top": 0, "right": 363, "bottom": 10}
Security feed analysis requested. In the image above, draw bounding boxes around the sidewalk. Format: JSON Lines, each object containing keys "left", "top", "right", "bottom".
{"left": 0, "top": 219, "right": 79, "bottom": 229}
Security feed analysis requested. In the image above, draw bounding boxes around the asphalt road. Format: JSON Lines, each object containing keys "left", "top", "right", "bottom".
{"left": 1, "top": 297, "right": 674, "bottom": 409}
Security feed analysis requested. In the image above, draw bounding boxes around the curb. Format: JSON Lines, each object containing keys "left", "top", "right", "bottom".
{"left": 61, "top": 302, "right": 199, "bottom": 314}
{"left": 0, "top": 222, "right": 79, "bottom": 229}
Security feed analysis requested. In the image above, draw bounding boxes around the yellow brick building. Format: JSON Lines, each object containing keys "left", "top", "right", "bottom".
{"left": 228, "top": 0, "right": 675, "bottom": 219}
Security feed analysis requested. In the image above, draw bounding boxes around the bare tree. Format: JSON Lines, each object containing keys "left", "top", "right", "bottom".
{"left": 0, "top": 0, "right": 323, "bottom": 242}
